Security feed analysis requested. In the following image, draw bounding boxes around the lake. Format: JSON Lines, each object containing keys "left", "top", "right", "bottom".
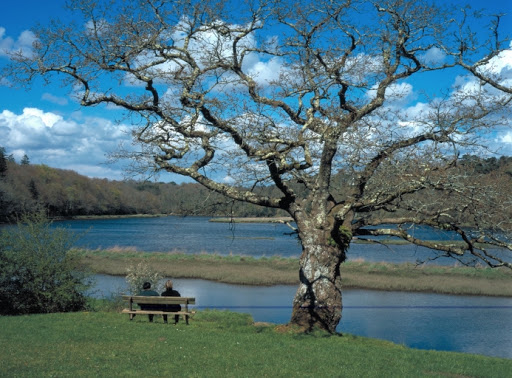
{"left": 51, "top": 215, "right": 506, "bottom": 265}
{"left": 4, "top": 216, "right": 512, "bottom": 359}
{"left": 92, "top": 274, "right": 512, "bottom": 360}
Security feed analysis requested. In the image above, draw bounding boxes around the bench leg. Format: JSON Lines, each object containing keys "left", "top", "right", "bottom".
{"left": 130, "top": 314, "right": 135, "bottom": 321}
{"left": 185, "top": 315, "right": 189, "bottom": 325}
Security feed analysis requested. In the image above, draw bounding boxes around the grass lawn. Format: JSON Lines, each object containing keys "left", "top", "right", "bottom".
{"left": 1, "top": 309, "right": 511, "bottom": 377}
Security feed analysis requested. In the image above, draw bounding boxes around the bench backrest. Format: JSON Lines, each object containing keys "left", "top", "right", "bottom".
{"left": 121, "top": 295, "right": 196, "bottom": 305}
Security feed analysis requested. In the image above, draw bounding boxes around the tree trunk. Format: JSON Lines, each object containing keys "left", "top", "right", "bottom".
{"left": 289, "top": 224, "right": 347, "bottom": 333}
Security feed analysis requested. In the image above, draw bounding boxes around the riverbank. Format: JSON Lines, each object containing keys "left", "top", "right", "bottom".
{"left": 55, "top": 213, "right": 170, "bottom": 221}
{"left": 209, "top": 216, "right": 294, "bottom": 223}
{"left": 73, "top": 249, "right": 512, "bottom": 297}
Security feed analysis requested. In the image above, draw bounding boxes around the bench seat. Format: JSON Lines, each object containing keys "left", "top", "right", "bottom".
{"left": 121, "top": 295, "right": 196, "bottom": 325}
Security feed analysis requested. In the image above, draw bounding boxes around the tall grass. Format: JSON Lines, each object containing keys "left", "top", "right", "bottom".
{"left": 73, "top": 249, "right": 512, "bottom": 296}
{"left": 1, "top": 310, "right": 511, "bottom": 377}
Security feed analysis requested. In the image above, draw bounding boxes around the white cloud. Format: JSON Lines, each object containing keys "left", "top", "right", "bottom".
{"left": 455, "top": 43, "right": 512, "bottom": 94}
{"left": 247, "top": 57, "right": 284, "bottom": 86}
{"left": 0, "top": 27, "right": 36, "bottom": 58}
{"left": 494, "top": 131, "right": 512, "bottom": 155}
{"left": 479, "top": 42, "right": 512, "bottom": 76}
{"left": 501, "top": 132, "right": 512, "bottom": 144}
{"left": 421, "top": 47, "right": 446, "bottom": 65}
{"left": 121, "top": 17, "right": 285, "bottom": 91}
{"left": 222, "top": 175, "right": 235, "bottom": 184}
{"left": 366, "top": 82, "right": 415, "bottom": 106}
{"left": 0, "top": 107, "right": 133, "bottom": 179}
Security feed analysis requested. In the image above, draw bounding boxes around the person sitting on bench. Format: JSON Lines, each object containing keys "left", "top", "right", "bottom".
{"left": 161, "top": 280, "right": 182, "bottom": 324}
{"left": 137, "top": 281, "right": 160, "bottom": 322}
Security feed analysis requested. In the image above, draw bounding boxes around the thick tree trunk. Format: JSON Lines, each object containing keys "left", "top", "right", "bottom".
{"left": 289, "top": 225, "right": 347, "bottom": 333}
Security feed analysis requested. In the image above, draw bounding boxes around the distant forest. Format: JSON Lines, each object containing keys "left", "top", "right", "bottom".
{"left": 0, "top": 147, "right": 286, "bottom": 222}
{"left": 1, "top": 146, "right": 511, "bottom": 223}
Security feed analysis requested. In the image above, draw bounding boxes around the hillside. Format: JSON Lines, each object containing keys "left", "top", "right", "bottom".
{"left": 0, "top": 149, "right": 285, "bottom": 222}
{"left": 1, "top": 146, "right": 511, "bottom": 223}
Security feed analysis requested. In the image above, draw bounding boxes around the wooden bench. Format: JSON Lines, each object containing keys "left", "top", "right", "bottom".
{"left": 121, "top": 295, "right": 196, "bottom": 325}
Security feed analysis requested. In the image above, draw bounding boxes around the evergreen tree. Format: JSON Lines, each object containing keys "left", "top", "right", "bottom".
{"left": 21, "top": 154, "right": 30, "bottom": 165}
{"left": 29, "top": 179, "right": 39, "bottom": 200}
{"left": 0, "top": 147, "right": 7, "bottom": 178}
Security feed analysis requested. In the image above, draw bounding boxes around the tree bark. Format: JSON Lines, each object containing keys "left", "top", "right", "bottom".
{"left": 289, "top": 224, "right": 347, "bottom": 333}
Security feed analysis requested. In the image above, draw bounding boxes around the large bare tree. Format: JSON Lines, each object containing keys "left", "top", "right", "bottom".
{"left": 5, "top": 0, "right": 512, "bottom": 332}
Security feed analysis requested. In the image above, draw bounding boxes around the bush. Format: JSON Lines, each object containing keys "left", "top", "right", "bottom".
{"left": 0, "top": 213, "right": 91, "bottom": 315}
{"left": 125, "top": 261, "right": 163, "bottom": 295}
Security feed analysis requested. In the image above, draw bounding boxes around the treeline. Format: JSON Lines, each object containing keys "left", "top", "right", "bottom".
{"left": 0, "top": 148, "right": 284, "bottom": 222}
{"left": 1, "top": 146, "right": 511, "bottom": 223}
{"left": 458, "top": 154, "right": 512, "bottom": 174}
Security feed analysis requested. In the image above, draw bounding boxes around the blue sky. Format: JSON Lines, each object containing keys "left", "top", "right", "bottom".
{"left": 0, "top": 0, "right": 511, "bottom": 182}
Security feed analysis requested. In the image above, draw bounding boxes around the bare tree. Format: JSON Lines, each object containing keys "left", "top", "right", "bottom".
{"left": 5, "top": 0, "right": 512, "bottom": 332}
{"left": 447, "top": 9, "right": 512, "bottom": 95}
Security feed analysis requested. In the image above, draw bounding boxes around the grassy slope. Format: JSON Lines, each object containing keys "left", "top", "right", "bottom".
{"left": 74, "top": 249, "right": 512, "bottom": 296}
{"left": 1, "top": 310, "right": 511, "bottom": 377}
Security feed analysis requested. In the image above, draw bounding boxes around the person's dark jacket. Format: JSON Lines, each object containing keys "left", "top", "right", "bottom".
{"left": 161, "top": 288, "right": 182, "bottom": 312}
{"left": 137, "top": 289, "right": 159, "bottom": 310}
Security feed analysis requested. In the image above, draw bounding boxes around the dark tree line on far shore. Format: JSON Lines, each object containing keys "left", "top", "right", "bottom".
{"left": 0, "top": 146, "right": 286, "bottom": 222}
{"left": 1, "top": 146, "right": 511, "bottom": 224}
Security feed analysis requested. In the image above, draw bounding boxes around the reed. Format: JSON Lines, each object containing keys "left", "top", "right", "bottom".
{"left": 72, "top": 249, "right": 512, "bottom": 296}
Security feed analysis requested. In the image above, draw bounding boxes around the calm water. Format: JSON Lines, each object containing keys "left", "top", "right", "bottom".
{"left": 4, "top": 216, "right": 512, "bottom": 358}
{"left": 50, "top": 215, "right": 503, "bottom": 265}
{"left": 92, "top": 274, "right": 512, "bottom": 359}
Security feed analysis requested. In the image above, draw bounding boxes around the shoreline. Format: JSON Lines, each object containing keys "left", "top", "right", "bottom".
{"left": 209, "top": 217, "right": 294, "bottom": 223}
{"left": 74, "top": 249, "right": 512, "bottom": 297}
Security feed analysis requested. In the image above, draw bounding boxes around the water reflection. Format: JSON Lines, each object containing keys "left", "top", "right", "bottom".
{"left": 92, "top": 274, "right": 512, "bottom": 359}
{"left": 341, "top": 290, "right": 512, "bottom": 359}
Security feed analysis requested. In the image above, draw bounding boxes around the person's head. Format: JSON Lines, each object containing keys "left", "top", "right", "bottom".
{"left": 165, "top": 280, "right": 173, "bottom": 290}
{"left": 143, "top": 282, "right": 151, "bottom": 290}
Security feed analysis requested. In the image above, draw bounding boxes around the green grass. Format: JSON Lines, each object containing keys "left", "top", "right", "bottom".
{"left": 1, "top": 309, "right": 511, "bottom": 377}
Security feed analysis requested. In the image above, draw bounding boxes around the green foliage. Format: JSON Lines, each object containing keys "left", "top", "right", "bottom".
{"left": 125, "top": 260, "right": 163, "bottom": 294}
{"left": 0, "top": 212, "right": 91, "bottom": 315}
{"left": 328, "top": 225, "right": 353, "bottom": 250}
{"left": 86, "top": 295, "right": 126, "bottom": 313}
{"left": 338, "top": 226, "right": 353, "bottom": 243}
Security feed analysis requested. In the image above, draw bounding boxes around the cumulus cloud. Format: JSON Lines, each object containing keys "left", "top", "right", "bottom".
{"left": 493, "top": 130, "right": 512, "bottom": 156}
{"left": 0, "top": 107, "right": 133, "bottom": 179}
{"left": 222, "top": 175, "right": 235, "bottom": 184}
{"left": 501, "top": 132, "right": 512, "bottom": 144}
{"left": 454, "top": 43, "right": 512, "bottom": 96}
{"left": 0, "top": 27, "right": 36, "bottom": 58}
{"left": 247, "top": 57, "right": 284, "bottom": 86}
{"left": 479, "top": 42, "right": 512, "bottom": 77}
{"left": 421, "top": 47, "right": 446, "bottom": 65}
{"left": 121, "top": 17, "right": 286, "bottom": 90}
{"left": 366, "top": 82, "right": 415, "bottom": 106}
